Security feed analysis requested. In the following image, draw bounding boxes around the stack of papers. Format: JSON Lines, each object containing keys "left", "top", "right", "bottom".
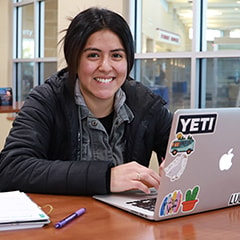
{"left": 0, "top": 191, "right": 50, "bottom": 231}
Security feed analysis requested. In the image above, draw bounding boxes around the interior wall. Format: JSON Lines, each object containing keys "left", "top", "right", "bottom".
{"left": 0, "top": 0, "right": 12, "bottom": 87}
{"left": 0, "top": 0, "right": 13, "bottom": 150}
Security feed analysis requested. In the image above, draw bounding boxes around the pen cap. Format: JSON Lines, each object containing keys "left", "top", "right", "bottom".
{"left": 76, "top": 208, "right": 86, "bottom": 216}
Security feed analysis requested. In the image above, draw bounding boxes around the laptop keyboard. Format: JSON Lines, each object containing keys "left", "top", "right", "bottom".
{"left": 126, "top": 198, "right": 157, "bottom": 212}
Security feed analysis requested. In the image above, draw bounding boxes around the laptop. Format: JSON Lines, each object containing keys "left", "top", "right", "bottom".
{"left": 93, "top": 108, "right": 240, "bottom": 221}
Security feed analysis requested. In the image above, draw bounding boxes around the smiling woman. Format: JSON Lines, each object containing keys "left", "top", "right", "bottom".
{"left": 0, "top": 7, "right": 172, "bottom": 196}
{"left": 63, "top": 8, "right": 134, "bottom": 94}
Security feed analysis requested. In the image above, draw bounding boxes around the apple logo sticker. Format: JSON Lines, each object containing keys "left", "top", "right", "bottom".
{"left": 219, "top": 148, "right": 234, "bottom": 171}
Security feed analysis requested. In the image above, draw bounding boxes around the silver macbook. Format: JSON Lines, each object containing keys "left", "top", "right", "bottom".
{"left": 93, "top": 108, "right": 240, "bottom": 221}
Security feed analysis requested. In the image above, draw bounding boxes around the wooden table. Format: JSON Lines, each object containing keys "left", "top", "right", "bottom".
{"left": 0, "top": 102, "right": 23, "bottom": 113}
{"left": 0, "top": 194, "right": 239, "bottom": 239}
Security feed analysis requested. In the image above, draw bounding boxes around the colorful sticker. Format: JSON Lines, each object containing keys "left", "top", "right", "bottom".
{"left": 159, "top": 190, "right": 182, "bottom": 216}
{"left": 181, "top": 185, "right": 200, "bottom": 212}
{"left": 170, "top": 133, "right": 195, "bottom": 156}
{"left": 159, "top": 185, "right": 200, "bottom": 217}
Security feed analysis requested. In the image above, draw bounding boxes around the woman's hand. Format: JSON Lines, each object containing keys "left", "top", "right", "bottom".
{"left": 110, "top": 161, "right": 161, "bottom": 194}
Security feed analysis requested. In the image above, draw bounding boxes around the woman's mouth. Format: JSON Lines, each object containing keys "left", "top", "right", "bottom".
{"left": 94, "top": 77, "right": 114, "bottom": 83}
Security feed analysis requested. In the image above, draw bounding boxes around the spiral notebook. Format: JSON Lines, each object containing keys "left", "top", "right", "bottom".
{"left": 0, "top": 191, "right": 50, "bottom": 231}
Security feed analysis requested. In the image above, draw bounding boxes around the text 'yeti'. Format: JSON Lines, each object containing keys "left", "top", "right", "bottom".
{"left": 176, "top": 114, "right": 217, "bottom": 134}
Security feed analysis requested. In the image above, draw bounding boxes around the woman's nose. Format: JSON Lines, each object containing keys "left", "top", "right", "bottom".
{"left": 98, "top": 57, "right": 112, "bottom": 72}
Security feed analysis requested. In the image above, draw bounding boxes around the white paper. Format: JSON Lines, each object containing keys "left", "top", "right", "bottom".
{"left": 0, "top": 191, "right": 50, "bottom": 230}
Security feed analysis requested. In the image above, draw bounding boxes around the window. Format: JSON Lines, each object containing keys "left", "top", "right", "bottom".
{"left": 141, "top": 0, "right": 192, "bottom": 53}
{"left": 132, "top": 0, "right": 240, "bottom": 111}
{"left": 135, "top": 58, "right": 191, "bottom": 111}
{"left": 13, "top": 0, "right": 58, "bottom": 101}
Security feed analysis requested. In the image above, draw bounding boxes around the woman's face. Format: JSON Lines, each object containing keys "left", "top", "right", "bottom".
{"left": 77, "top": 29, "right": 127, "bottom": 103}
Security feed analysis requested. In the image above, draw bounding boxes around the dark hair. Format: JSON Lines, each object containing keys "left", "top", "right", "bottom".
{"left": 63, "top": 7, "right": 135, "bottom": 92}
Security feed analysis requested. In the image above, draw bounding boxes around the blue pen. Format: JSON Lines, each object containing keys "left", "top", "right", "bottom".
{"left": 55, "top": 207, "right": 86, "bottom": 229}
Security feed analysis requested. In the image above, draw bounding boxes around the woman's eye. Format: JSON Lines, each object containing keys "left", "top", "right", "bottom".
{"left": 112, "top": 53, "right": 122, "bottom": 59}
{"left": 88, "top": 53, "right": 99, "bottom": 58}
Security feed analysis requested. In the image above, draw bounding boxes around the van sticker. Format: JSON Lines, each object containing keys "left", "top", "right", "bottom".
{"left": 170, "top": 133, "right": 195, "bottom": 156}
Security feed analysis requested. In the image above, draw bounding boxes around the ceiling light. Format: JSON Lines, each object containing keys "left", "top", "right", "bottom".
{"left": 207, "top": 10, "right": 222, "bottom": 16}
